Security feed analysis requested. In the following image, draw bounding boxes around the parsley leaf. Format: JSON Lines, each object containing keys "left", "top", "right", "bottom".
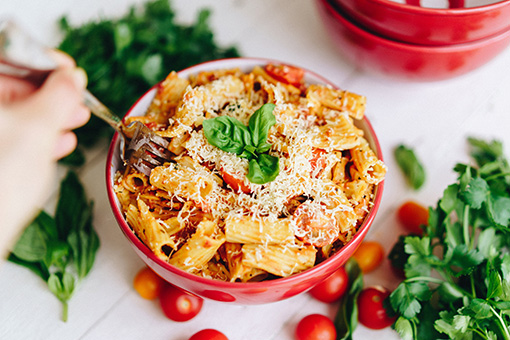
{"left": 58, "top": 0, "right": 240, "bottom": 166}
{"left": 389, "top": 137, "right": 510, "bottom": 340}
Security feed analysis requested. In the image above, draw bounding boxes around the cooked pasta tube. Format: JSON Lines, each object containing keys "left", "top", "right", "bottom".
{"left": 168, "top": 220, "right": 226, "bottom": 272}
{"left": 311, "top": 114, "right": 363, "bottom": 151}
{"left": 127, "top": 200, "right": 178, "bottom": 260}
{"left": 225, "top": 215, "right": 295, "bottom": 245}
{"left": 150, "top": 162, "right": 216, "bottom": 204}
{"left": 241, "top": 243, "right": 316, "bottom": 277}
{"left": 306, "top": 84, "right": 366, "bottom": 120}
{"left": 350, "top": 138, "right": 387, "bottom": 185}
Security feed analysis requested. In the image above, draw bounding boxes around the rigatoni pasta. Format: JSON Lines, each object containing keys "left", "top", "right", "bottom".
{"left": 114, "top": 64, "right": 386, "bottom": 282}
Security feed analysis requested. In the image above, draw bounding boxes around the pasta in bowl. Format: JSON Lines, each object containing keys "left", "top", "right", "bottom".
{"left": 106, "top": 58, "right": 386, "bottom": 303}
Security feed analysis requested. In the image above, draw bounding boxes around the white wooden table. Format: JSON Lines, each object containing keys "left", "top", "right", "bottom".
{"left": 2, "top": 1, "right": 510, "bottom": 339}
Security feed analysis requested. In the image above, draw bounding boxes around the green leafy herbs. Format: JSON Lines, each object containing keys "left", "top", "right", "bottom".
{"left": 334, "top": 258, "right": 363, "bottom": 340}
{"left": 394, "top": 144, "right": 426, "bottom": 190}
{"left": 389, "top": 137, "right": 510, "bottom": 340}
{"left": 57, "top": 0, "right": 240, "bottom": 166}
{"left": 203, "top": 103, "right": 280, "bottom": 184}
{"left": 9, "top": 171, "right": 99, "bottom": 322}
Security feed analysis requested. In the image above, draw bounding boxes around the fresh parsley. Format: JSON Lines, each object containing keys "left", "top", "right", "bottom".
{"left": 57, "top": 0, "right": 240, "bottom": 166}
{"left": 389, "top": 137, "right": 510, "bottom": 340}
{"left": 9, "top": 171, "right": 99, "bottom": 322}
{"left": 203, "top": 103, "right": 280, "bottom": 184}
{"left": 394, "top": 144, "right": 426, "bottom": 190}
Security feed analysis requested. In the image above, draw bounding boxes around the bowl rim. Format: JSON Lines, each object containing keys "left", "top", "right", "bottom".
{"left": 322, "top": 0, "right": 510, "bottom": 51}
{"left": 106, "top": 57, "right": 385, "bottom": 290}
{"left": 336, "top": 0, "right": 510, "bottom": 16}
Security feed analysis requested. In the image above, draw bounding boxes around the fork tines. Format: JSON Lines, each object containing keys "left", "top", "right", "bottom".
{"left": 125, "top": 121, "right": 171, "bottom": 176}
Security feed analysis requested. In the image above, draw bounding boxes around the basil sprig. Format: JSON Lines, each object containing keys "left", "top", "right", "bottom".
{"left": 9, "top": 171, "right": 99, "bottom": 322}
{"left": 203, "top": 103, "right": 279, "bottom": 184}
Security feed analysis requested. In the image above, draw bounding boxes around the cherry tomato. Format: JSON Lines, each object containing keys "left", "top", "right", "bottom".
{"left": 397, "top": 201, "right": 428, "bottom": 235}
{"left": 293, "top": 201, "right": 338, "bottom": 247}
{"left": 295, "top": 314, "right": 336, "bottom": 340}
{"left": 220, "top": 167, "right": 251, "bottom": 194}
{"left": 159, "top": 283, "right": 203, "bottom": 322}
{"left": 265, "top": 64, "right": 305, "bottom": 88}
{"left": 352, "top": 241, "right": 385, "bottom": 273}
{"left": 309, "top": 267, "right": 349, "bottom": 303}
{"left": 357, "top": 286, "right": 396, "bottom": 330}
{"left": 133, "top": 266, "right": 164, "bottom": 300}
{"left": 189, "top": 329, "right": 228, "bottom": 340}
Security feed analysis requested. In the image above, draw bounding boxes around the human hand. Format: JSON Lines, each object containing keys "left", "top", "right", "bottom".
{"left": 0, "top": 50, "right": 90, "bottom": 258}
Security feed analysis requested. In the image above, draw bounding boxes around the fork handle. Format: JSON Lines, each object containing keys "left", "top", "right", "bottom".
{"left": 83, "top": 90, "right": 123, "bottom": 132}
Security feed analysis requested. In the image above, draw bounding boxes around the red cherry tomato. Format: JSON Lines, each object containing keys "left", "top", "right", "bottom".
{"left": 295, "top": 314, "right": 336, "bottom": 340}
{"left": 352, "top": 241, "right": 385, "bottom": 273}
{"left": 397, "top": 201, "right": 428, "bottom": 235}
{"left": 133, "top": 266, "right": 164, "bottom": 300}
{"left": 265, "top": 64, "right": 305, "bottom": 88}
{"left": 293, "top": 201, "right": 338, "bottom": 247}
{"left": 357, "top": 287, "right": 396, "bottom": 330}
{"left": 159, "top": 283, "right": 203, "bottom": 322}
{"left": 220, "top": 167, "right": 251, "bottom": 194}
{"left": 189, "top": 329, "right": 228, "bottom": 340}
{"left": 309, "top": 267, "right": 349, "bottom": 303}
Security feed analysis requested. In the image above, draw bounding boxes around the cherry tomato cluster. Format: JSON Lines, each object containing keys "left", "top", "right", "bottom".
{"left": 133, "top": 266, "right": 228, "bottom": 340}
{"left": 300, "top": 232, "right": 395, "bottom": 337}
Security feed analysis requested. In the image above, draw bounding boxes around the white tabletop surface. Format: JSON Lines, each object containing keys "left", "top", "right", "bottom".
{"left": 2, "top": 1, "right": 510, "bottom": 339}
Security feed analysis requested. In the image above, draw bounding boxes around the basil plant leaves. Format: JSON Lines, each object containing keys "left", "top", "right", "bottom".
{"left": 203, "top": 103, "right": 279, "bottom": 184}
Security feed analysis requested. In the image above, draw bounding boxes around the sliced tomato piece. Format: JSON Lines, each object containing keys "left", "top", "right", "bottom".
{"left": 309, "top": 148, "right": 327, "bottom": 177}
{"left": 265, "top": 64, "right": 305, "bottom": 88}
{"left": 220, "top": 167, "right": 251, "bottom": 194}
{"left": 293, "top": 201, "right": 338, "bottom": 247}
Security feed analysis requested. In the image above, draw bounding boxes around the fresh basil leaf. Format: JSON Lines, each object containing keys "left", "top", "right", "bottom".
{"left": 247, "top": 154, "right": 279, "bottom": 184}
{"left": 8, "top": 253, "right": 49, "bottom": 281}
{"left": 56, "top": 171, "right": 89, "bottom": 239}
{"left": 203, "top": 116, "right": 252, "bottom": 155}
{"left": 12, "top": 218, "right": 47, "bottom": 262}
{"left": 394, "top": 144, "right": 426, "bottom": 190}
{"left": 248, "top": 103, "right": 276, "bottom": 149}
{"left": 68, "top": 227, "right": 100, "bottom": 280}
{"left": 334, "top": 258, "right": 363, "bottom": 340}
{"left": 43, "top": 239, "right": 70, "bottom": 271}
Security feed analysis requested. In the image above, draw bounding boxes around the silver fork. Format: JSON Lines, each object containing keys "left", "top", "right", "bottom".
{"left": 0, "top": 19, "right": 170, "bottom": 176}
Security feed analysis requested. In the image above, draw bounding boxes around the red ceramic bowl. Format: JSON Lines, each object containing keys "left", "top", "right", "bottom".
{"left": 331, "top": 0, "right": 510, "bottom": 45}
{"left": 106, "top": 58, "right": 384, "bottom": 304}
{"left": 317, "top": 0, "right": 510, "bottom": 81}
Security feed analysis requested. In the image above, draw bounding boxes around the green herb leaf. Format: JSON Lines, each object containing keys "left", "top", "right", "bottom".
{"left": 203, "top": 104, "right": 280, "bottom": 184}
{"left": 58, "top": 0, "right": 240, "bottom": 163}
{"left": 9, "top": 170, "right": 98, "bottom": 322}
{"left": 248, "top": 103, "right": 276, "bottom": 150}
{"left": 247, "top": 154, "right": 279, "bottom": 184}
{"left": 462, "top": 177, "right": 489, "bottom": 209}
{"left": 11, "top": 217, "right": 48, "bottom": 262}
{"left": 390, "top": 281, "right": 431, "bottom": 319}
{"left": 203, "top": 116, "right": 253, "bottom": 155}
{"left": 394, "top": 144, "right": 426, "bottom": 190}
{"left": 334, "top": 258, "right": 363, "bottom": 340}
